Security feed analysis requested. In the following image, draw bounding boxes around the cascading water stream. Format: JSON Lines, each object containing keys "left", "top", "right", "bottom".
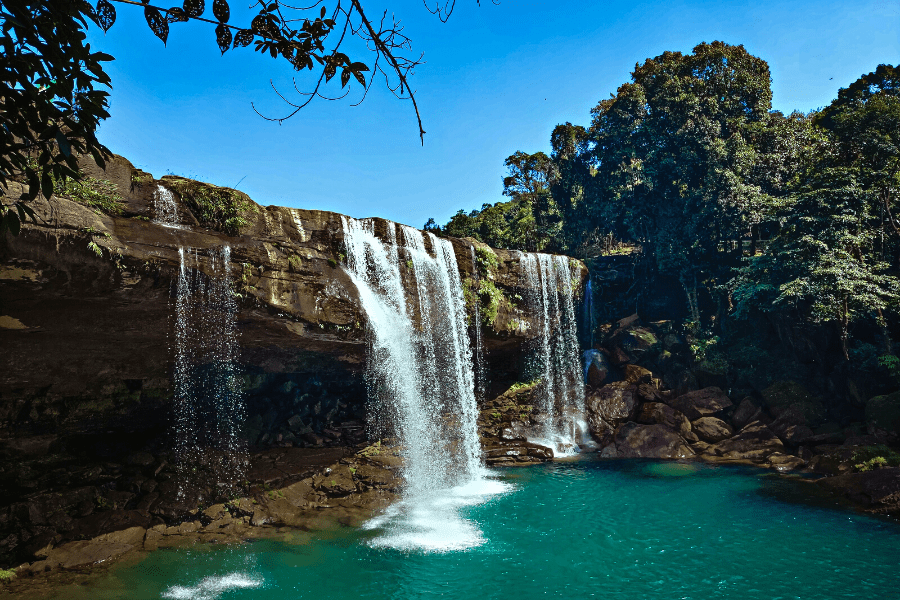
{"left": 153, "top": 184, "right": 183, "bottom": 228}
{"left": 518, "top": 252, "right": 586, "bottom": 456}
{"left": 341, "top": 217, "right": 506, "bottom": 551}
{"left": 469, "top": 246, "right": 487, "bottom": 403}
{"left": 172, "top": 246, "right": 247, "bottom": 499}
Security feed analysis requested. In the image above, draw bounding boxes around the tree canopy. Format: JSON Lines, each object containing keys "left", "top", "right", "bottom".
{"left": 430, "top": 44, "right": 899, "bottom": 361}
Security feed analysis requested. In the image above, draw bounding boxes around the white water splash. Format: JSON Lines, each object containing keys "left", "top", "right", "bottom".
{"left": 162, "top": 573, "right": 262, "bottom": 600}
{"left": 341, "top": 217, "right": 508, "bottom": 550}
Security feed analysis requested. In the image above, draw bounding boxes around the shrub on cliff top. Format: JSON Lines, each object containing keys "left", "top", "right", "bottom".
{"left": 54, "top": 175, "right": 124, "bottom": 215}
{"left": 165, "top": 178, "right": 256, "bottom": 236}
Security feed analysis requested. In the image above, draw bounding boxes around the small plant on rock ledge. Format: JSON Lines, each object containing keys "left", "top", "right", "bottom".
{"left": 54, "top": 175, "right": 124, "bottom": 215}
{"left": 166, "top": 178, "right": 256, "bottom": 236}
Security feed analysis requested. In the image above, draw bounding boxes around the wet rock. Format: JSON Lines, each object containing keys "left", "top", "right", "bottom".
{"left": 731, "top": 397, "right": 763, "bottom": 430}
{"left": 499, "top": 426, "right": 526, "bottom": 442}
{"left": 817, "top": 467, "right": 900, "bottom": 514}
{"left": 691, "top": 417, "right": 733, "bottom": 443}
{"left": 766, "top": 452, "right": 806, "bottom": 472}
{"left": 623, "top": 364, "right": 652, "bottom": 384}
{"left": 312, "top": 464, "right": 356, "bottom": 496}
{"left": 126, "top": 452, "right": 155, "bottom": 467}
{"left": 615, "top": 326, "right": 659, "bottom": 361}
{"left": 865, "top": 391, "right": 900, "bottom": 437}
{"left": 669, "top": 387, "right": 732, "bottom": 421}
{"left": 583, "top": 349, "right": 613, "bottom": 387}
{"left": 636, "top": 402, "right": 694, "bottom": 441}
{"left": 706, "top": 421, "right": 783, "bottom": 461}
{"left": 24, "top": 526, "right": 145, "bottom": 572}
{"left": 608, "top": 422, "right": 694, "bottom": 459}
{"left": 588, "top": 382, "right": 639, "bottom": 423}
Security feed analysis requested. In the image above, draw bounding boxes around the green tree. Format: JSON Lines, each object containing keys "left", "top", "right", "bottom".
{"left": 585, "top": 41, "right": 773, "bottom": 321}
{"left": 0, "top": 0, "right": 112, "bottom": 235}
{"left": 816, "top": 64, "right": 900, "bottom": 268}
{"left": 731, "top": 167, "right": 899, "bottom": 360}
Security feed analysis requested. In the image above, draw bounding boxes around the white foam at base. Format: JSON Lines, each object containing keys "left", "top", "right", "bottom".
{"left": 364, "top": 472, "right": 513, "bottom": 553}
{"left": 162, "top": 572, "right": 262, "bottom": 600}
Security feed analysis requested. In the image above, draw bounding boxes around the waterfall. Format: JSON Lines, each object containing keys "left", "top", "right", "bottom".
{"left": 153, "top": 184, "right": 183, "bottom": 228}
{"left": 469, "top": 247, "right": 487, "bottom": 403}
{"left": 172, "top": 246, "right": 247, "bottom": 499}
{"left": 518, "top": 252, "right": 587, "bottom": 456}
{"left": 583, "top": 277, "right": 594, "bottom": 348}
{"left": 341, "top": 217, "right": 506, "bottom": 551}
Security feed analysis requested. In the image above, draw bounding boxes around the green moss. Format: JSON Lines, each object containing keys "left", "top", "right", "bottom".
{"left": 0, "top": 569, "right": 15, "bottom": 581}
{"left": 288, "top": 255, "right": 302, "bottom": 270}
{"left": 130, "top": 171, "right": 154, "bottom": 187}
{"left": 166, "top": 178, "right": 256, "bottom": 236}
{"left": 54, "top": 176, "right": 124, "bottom": 215}
{"left": 474, "top": 245, "right": 499, "bottom": 273}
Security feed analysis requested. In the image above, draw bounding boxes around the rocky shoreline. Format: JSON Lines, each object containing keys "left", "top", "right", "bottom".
{"left": 0, "top": 442, "right": 401, "bottom": 597}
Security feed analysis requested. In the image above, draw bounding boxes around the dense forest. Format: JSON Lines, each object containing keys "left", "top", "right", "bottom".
{"left": 428, "top": 42, "right": 899, "bottom": 396}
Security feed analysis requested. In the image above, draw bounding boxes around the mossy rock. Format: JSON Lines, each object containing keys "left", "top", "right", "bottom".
{"left": 618, "top": 327, "right": 659, "bottom": 355}
{"left": 761, "top": 380, "right": 826, "bottom": 426}
{"left": 865, "top": 391, "right": 900, "bottom": 435}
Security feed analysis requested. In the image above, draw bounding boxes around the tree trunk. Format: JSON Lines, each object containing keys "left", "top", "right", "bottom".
{"left": 840, "top": 295, "right": 850, "bottom": 362}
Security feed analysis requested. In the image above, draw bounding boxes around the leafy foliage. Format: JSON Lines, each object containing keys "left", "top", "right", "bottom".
{"left": 432, "top": 46, "right": 899, "bottom": 366}
{"left": 165, "top": 178, "right": 256, "bottom": 236}
{"left": 54, "top": 175, "right": 124, "bottom": 215}
{"left": 0, "top": 0, "right": 112, "bottom": 235}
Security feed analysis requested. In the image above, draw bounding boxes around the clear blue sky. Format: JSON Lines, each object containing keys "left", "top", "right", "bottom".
{"left": 86, "top": 0, "right": 899, "bottom": 229}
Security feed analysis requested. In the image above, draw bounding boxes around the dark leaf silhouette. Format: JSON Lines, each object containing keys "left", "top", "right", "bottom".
{"left": 340, "top": 69, "right": 350, "bottom": 87}
{"left": 213, "top": 0, "right": 229, "bottom": 22}
{"left": 144, "top": 6, "right": 169, "bottom": 44}
{"left": 96, "top": 0, "right": 116, "bottom": 32}
{"left": 233, "top": 29, "right": 254, "bottom": 48}
{"left": 183, "top": 0, "right": 204, "bottom": 18}
{"left": 167, "top": 7, "right": 188, "bottom": 22}
{"left": 216, "top": 23, "right": 232, "bottom": 54}
{"left": 324, "top": 62, "right": 336, "bottom": 82}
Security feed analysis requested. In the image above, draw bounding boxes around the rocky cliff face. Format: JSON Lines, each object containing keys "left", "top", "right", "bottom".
{"left": 0, "top": 153, "right": 587, "bottom": 567}
{"left": 0, "top": 152, "right": 586, "bottom": 438}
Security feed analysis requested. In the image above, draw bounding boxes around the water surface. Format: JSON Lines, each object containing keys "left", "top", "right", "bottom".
{"left": 55, "top": 459, "right": 900, "bottom": 600}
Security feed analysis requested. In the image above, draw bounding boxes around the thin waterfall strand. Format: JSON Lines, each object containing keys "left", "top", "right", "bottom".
{"left": 172, "top": 246, "right": 247, "bottom": 498}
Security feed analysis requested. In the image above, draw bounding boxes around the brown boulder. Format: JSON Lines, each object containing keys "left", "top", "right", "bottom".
{"left": 816, "top": 467, "right": 900, "bottom": 514}
{"left": 636, "top": 402, "right": 695, "bottom": 441}
{"left": 707, "top": 421, "right": 783, "bottom": 461}
{"left": 587, "top": 382, "right": 639, "bottom": 426}
{"left": 731, "top": 397, "right": 763, "bottom": 430}
{"left": 607, "top": 422, "right": 694, "bottom": 459}
{"left": 692, "top": 417, "right": 733, "bottom": 443}
{"left": 669, "top": 387, "right": 733, "bottom": 421}
{"left": 623, "top": 364, "right": 653, "bottom": 384}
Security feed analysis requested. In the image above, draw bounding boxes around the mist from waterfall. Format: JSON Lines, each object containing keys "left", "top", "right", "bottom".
{"left": 518, "top": 252, "right": 586, "bottom": 456}
{"left": 341, "top": 217, "right": 508, "bottom": 552}
{"left": 172, "top": 246, "right": 247, "bottom": 498}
